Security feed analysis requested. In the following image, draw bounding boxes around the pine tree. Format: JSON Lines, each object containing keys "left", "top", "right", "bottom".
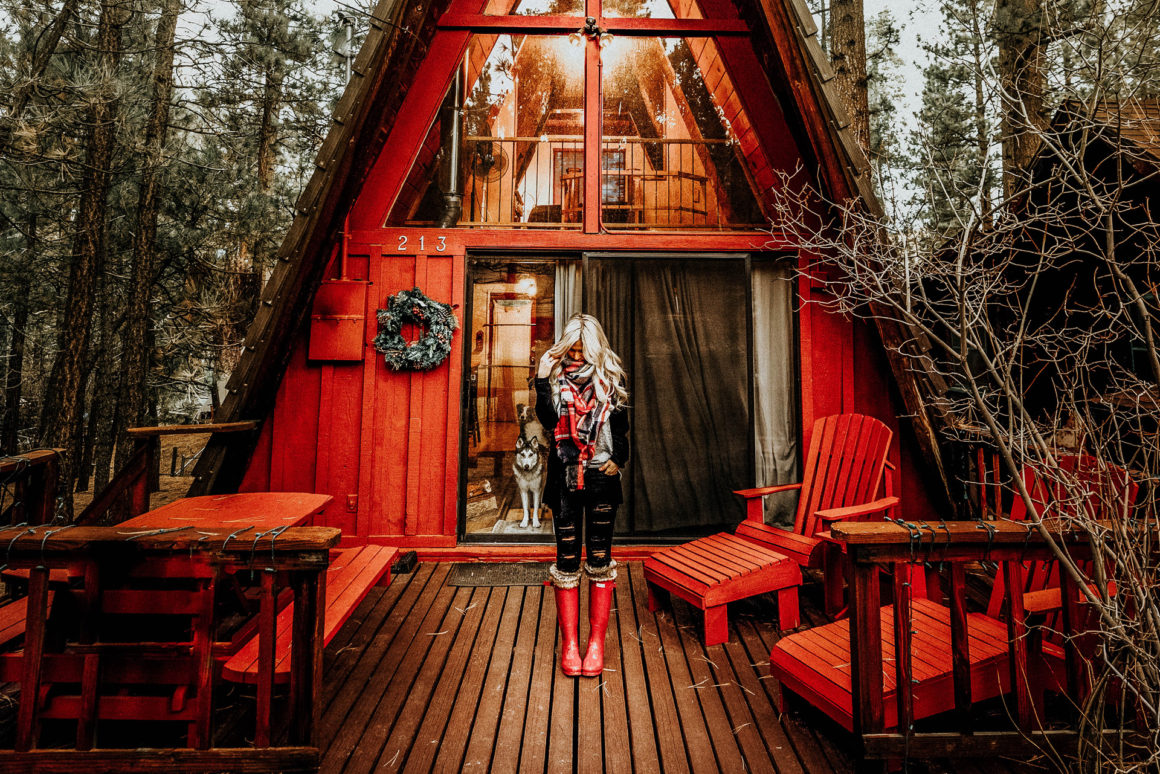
{"left": 115, "top": 0, "right": 180, "bottom": 470}
{"left": 38, "top": 0, "right": 132, "bottom": 511}
{"left": 201, "top": 0, "right": 330, "bottom": 378}
{"left": 864, "top": 9, "right": 905, "bottom": 214}
{"left": 911, "top": 0, "right": 999, "bottom": 238}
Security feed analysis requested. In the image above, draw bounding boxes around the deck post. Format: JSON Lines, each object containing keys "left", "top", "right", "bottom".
{"left": 848, "top": 547, "right": 883, "bottom": 768}
{"left": 290, "top": 565, "right": 327, "bottom": 746}
{"left": 15, "top": 565, "right": 50, "bottom": 751}
{"left": 255, "top": 569, "right": 278, "bottom": 747}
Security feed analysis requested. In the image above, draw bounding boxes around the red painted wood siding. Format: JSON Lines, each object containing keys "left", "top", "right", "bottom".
{"left": 246, "top": 247, "right": 464, "bottom": 544}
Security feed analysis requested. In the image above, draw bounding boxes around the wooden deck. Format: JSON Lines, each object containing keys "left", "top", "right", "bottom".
{"left": 313, "top": 562, "right": 1033, "bottom": 773}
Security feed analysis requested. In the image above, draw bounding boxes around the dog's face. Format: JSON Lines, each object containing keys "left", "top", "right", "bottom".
{"left": 514, "top": 435, "right": 541, "bottom": 468}
{"left": 516, "top": 403, "right": 534, "bottom": 425}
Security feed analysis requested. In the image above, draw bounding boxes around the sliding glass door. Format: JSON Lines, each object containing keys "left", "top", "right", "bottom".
{"left": 460, "top": 253, "right": 798, "bottom": 541}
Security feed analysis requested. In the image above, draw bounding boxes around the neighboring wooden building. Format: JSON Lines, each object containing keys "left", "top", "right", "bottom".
{"left": 190, "top": 0, "right": 942, "bottom": 552}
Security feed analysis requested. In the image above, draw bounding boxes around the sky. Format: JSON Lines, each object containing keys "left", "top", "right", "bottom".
{"left": 865, "top": 0, "right": 942, "bottom": 141}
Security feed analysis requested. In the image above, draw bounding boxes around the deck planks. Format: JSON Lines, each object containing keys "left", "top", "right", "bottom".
{"left": 312, "top": 562, "right": 999, "bottom": 773}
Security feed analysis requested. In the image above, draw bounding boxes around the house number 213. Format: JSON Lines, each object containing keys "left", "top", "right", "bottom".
{"left": 395, "top": 234, "right": 447, "bottom": 253}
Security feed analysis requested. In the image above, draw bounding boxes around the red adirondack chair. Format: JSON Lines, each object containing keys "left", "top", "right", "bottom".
{"left": 644, "top": 413, "right": 898, "bottom": 645}
{"left": 769, "top": 454, "right": 1136, "bottom": 736}
{"left": 989, "top": 454, "right": 1137, "bottom": 628}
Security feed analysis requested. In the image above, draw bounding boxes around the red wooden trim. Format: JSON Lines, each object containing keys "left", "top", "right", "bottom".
{"left": 435, "top": 14, "right": 750, "bottom": 34}
{"left": 357, "top": 245, "right": 383, "bottom": 540}
{"left": 583, "top": 40, "right": 600, "bottom": 234}
{"left": 406, "top": 254, "right": 429, "bottom": 536}
{"left": 1004, "top": 560, "right": 1035, "bottom": 730}
{"left": 891, "top": 561, "right": 913, "bottom": 735}
{"left": 349, "top": 30, "right": 473, "bottom": 228}
{"left": 289, "top": 567, "right": 324, "bottom": 745}
{"left": 314, "top": 363, "right": 336, "bottom": 500}
{"left": 349, "top": 228, "right": 785, "bottom": 253}
{"left": 16, "top": 566, "right": 49, "bottom": 751}
{"left": 1057, "top": 570, "right": 1086, "bottom": 700}
{"left": 797, "top": 268, "right": 816, "bottom": 444}
{"left": 442, "top": 252, "right": 466, "bottom": 537}
{"left": 849, "top": 560, "right": 883, "bottom": 742}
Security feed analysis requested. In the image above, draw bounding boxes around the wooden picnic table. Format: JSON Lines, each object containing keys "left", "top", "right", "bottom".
{"left": 117, "top": 492, "right": 332, "bottom": 532}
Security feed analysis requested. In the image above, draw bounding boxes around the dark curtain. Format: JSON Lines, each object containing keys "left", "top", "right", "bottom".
{"left": 587, "top": 257, "right": 750, "bottom": 535}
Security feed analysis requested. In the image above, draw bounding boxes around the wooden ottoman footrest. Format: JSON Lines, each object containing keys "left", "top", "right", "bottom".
{"left": 643, "top": 533, "right": 801, "bottom": 646}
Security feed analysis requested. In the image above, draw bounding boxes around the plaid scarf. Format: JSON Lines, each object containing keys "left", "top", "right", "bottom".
{"left": 553, "top": 358, "right": 612, "bottom": 490}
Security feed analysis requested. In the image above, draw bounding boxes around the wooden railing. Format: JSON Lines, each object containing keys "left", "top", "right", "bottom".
{"left": 77, "top": 422, "right": 259, "bottom": 526}
{"left": 837, "top": 520, "right": 1104, "bottom": 762}
{"left": 0, "top": 450, "right": 62, "bottom": 527}
{"left": 0, "top": 524, "right": 337, "bottom": 773}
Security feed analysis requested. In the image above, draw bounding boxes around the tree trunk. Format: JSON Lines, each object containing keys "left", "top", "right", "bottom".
{"left": 38, "top": 0, "right": 129, "bottom": 512}
{"left": 2, "top": 216, "right": 33, "bottom": 453}
{"left": 4, "top": 0, "right": 81, "bottom": 128}
{"left": 970, "top": 0, "right": 991, "bottom": 221}
{"left": 90, "top": 272, "right": 120, "bottom": 492}
{"left": 994, "top": 0, "right": 1047, "bottom": 199}
{"left": 117, "top": 0, "right": 180, "bottom": 468}
{"left": 73, "top": 369, "right": 94, "bottom": 494}
{"left": 830, "top": 0, "right": 870, "bottom": 151}
{"left": 222, "top": 67, "right": 284, "bottom": 376}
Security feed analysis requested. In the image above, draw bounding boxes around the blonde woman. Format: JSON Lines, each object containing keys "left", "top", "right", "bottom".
{"left": 534, "top": 314, "right": 629, "bottom": 677}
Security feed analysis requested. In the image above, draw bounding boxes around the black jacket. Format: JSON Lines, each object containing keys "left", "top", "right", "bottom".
{"left": 534, "top": 377, "right": 629, "bottom": 513}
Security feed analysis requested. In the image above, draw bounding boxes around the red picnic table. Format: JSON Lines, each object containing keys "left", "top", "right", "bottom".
{"left": 116, "top": 491, "right": 332, "bottom": 533}
{"left": 118, "top": 491, "right": 400, "bottom": 685}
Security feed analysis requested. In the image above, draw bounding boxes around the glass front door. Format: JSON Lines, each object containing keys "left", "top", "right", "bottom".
{"left": 460, "top": 254, "right": 797, "bottom": 541}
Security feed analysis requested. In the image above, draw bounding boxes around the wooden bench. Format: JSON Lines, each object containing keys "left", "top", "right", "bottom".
{"left": 222, "top": 545, "right": 398, "bottom": 684}
{"left": 645, "top": 534, "right": 801, "bottom": 646}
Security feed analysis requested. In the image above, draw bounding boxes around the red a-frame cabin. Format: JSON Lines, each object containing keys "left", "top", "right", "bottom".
{"left": 190, "top": 0, "right": 941, "bottom": 555}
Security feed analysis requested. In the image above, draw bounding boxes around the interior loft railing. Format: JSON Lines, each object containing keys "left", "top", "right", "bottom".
{"left": 459, "top": 135, "right": 584, "bottom": 229}
{"left": 420, "top": 135, "right": 757, "bottom": 230}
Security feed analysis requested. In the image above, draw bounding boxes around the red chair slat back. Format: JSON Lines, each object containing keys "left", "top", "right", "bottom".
{"left": 987, "top": 454, "right": 1137, "bottom": 620}
{"left": 794, "top": 414, "right": 894, "bottom": 539}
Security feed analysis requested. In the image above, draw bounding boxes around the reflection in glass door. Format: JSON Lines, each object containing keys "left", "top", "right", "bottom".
{"left": 463, "top": 259, "right": 573, "bottom": 539}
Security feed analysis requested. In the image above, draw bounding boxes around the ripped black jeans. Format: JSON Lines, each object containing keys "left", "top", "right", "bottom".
{"left": 553, "top": 470, "right": 619, "bottom": 577}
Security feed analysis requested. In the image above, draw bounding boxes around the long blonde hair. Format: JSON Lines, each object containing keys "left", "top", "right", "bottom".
{"left": 547, "top": 314, "right": 628, "bottom": 409}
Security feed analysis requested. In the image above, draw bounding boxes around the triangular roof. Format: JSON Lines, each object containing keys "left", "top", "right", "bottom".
{"left": 190, "top": 0, "right": 896, "bottom": 495}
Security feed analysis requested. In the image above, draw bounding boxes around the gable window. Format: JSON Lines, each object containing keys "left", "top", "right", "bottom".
{"left": 390, "top": 0, "right": 768, "bottom": 231}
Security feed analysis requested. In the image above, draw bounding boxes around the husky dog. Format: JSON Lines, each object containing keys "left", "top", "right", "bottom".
{"left": 512, "top": 433, "right": 547, "bottom": 528}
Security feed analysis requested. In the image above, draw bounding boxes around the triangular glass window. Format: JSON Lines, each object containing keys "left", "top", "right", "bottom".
{"left": 390, "top": 31, "right": 766, "bottom": 230}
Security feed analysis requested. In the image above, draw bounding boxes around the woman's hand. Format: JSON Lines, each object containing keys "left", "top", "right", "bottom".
{"left": 598, "top": 460, "right": 619, "bottom": 475}
{"left": 537, "top": 349, "right": 557, "bottom": 378}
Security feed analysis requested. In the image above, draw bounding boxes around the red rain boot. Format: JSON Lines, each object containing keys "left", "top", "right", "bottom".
{"left": 554, "top": 586, "right": 583, "bottom": 676}
{"left": 582, "top": 580, "right": 615, "bottom": 677}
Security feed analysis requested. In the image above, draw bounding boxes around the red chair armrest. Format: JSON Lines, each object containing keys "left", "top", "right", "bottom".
{"left": 733, "top": 483, "right": 803, "bottom": 499}
{"left": 814, "top": 496, "right": 899, "bottom": 522}
{"left": 734, "top": 483, "right": 803, "bottom": 523}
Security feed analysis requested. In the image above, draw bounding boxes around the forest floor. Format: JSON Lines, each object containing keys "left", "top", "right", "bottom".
{"left": 73, "top": 432, "right": 211, "bottom": 513}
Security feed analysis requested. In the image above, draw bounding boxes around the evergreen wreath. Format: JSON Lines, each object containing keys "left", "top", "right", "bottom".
{"left": 373, "top": 287, "right": 459, "bottom": 371}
